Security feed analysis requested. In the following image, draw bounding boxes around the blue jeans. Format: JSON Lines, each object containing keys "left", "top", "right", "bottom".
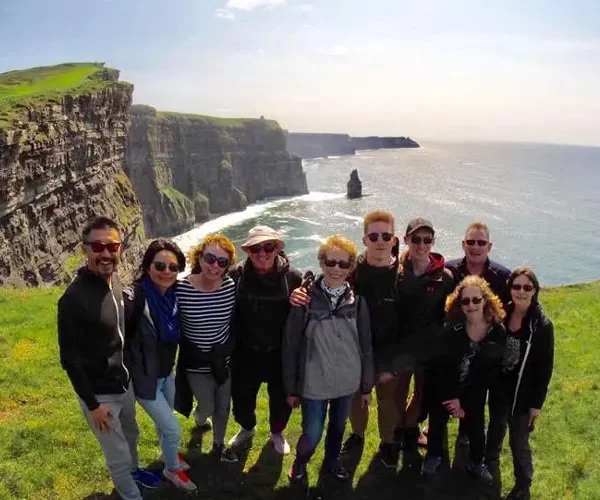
{"left": 295, "top": 395, "right": 353, "bottom": 465}
{"left": 137, "top": 375, "right": 182, "bottom": 471}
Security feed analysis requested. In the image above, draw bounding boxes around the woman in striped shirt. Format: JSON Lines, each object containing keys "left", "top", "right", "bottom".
{"left": 175, "top": 234, "right": 238, "bottom": 463}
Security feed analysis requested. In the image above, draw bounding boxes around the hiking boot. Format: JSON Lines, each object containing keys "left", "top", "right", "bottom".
{"left": 270, "top": 432, "right": 291, "bottom": 455}
{"left": 505, "top": 484, "right": 531, "bottom": 500}
{"left": 132, "top": 468, "right": 161, "bottom": 489}
{"left": 340, "top": 433, "right": 364, "bottom": 455}
{"left": 467, "top": 463, "right": 494, "bottom": 483}
{"left": 228, "top": 427, "right": 255, "bottom": 448}
{"left": 422, "top": 456, "right": 442, "bottom": 477}
{"left": 457, "top": 434, "right": 470, "bottom": 447}
{"left": 212, "top": 443, "right": 240, "bottom": 464}
{"left": 194, "top": 413, "right": 213, "bottom": 432}
{"left": 379, "top": 442, "right": 400, "bottom": 469}
{"left": 288, "top": 460, "right": 307, "bottom": 482}
{"left": 163, "top": 468, "right": 197, "bottom": 492}
{"left": 327, "top": 461, "right": 350, "bottom": 481}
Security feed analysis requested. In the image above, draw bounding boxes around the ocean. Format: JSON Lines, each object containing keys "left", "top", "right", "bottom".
{"left": 173, "top": 141, "right": 600, "bottom": 286}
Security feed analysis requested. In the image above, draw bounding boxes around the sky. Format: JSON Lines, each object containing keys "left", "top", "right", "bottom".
{"left": 1, "top": 0, "right": 599, "bottom": 146}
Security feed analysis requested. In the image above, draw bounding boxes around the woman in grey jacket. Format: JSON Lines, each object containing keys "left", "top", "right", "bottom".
{"left": 283, "top": 235, "right": 375, "bottom": 482}
{"left": 124, "top": 239, "right": 196, "bottom": 492}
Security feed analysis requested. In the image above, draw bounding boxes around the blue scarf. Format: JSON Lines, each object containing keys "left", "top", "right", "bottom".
{"left": 140, "top": 276, "right": 180, "bottom": 344}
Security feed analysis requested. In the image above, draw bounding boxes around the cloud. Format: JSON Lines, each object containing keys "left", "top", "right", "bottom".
{"left": 215, "top": 8, "right": 235, "bottom": 19}
{"left": 296, "top": 3, "right": 313, "bottom": 12}
{"left": 225, "top": 0, "right": 287, "bottom": 11}
{"left": 318, "top": 45, "right": 349, "bottom": 57}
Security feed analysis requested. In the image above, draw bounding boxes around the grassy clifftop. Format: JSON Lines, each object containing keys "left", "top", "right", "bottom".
{"left": 0, "top": 281, "right": 598, "bottom": 499}
{"left": 0, "top": 62, "right": 119, "bottom": 129}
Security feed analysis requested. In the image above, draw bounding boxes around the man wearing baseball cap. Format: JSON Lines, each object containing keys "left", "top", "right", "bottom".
{"left": 395, "top": 217, "right": 455, "bottom": 470}
{"left": 227, "top": 225, "right": 303, "bottom": 455}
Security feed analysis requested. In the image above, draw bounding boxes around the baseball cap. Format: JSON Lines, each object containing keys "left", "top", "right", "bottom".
{"left": 405, "top": 217, "right": 435, "bottom": 236}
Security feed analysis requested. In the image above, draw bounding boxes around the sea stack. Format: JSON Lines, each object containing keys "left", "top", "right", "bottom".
{"left": 347, "top": 169, "right": 363, "bottom": 199}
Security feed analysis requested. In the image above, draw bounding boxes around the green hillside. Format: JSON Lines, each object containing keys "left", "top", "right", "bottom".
{"left": 0, "top": 282, "right": 598, "bottom": 499}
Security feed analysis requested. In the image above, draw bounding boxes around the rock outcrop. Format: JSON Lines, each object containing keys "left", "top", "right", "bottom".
{"left": 346, "top": 169, "right": 362, "bottom": 199}
{"left": 0, "top": 63, "right": 145, "bottom": 286}
{"left": 126, "top": 105, "right": 308, "bottom": 237}
{"left": 286, "top": 132, "right": 420, "bottom": 159}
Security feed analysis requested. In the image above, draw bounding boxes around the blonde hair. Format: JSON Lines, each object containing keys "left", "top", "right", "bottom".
{"left": 318, "top": 235, "right": 358, "bottom": 268}
{"left": 363, "top": 210, "right": 395, "bottom": 234}
{"left": 446, "top": 275, "right": 506, "bottom": 324}
{"left": 465, "top": 221, "right": 490, "bottom": 240}
{"left": 188, "top": 234, "right": 237, "bottom": 274}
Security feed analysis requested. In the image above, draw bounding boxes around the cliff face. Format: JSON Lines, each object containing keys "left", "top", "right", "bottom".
{"left": 351, "top": 136, "right": 420, "bottom": 149}
{"left": 0, "top": 64, "right": 145, "bottom": 286}
{"left": 126, "top": 105, "right": 308, "bottom": 238}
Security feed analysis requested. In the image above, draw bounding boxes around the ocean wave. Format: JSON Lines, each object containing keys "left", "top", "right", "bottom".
{"left": 334, "top": 211, "right": 363, "bottom": 223}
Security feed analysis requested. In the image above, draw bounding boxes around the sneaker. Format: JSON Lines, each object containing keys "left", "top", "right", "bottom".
{"left": 213, "top": 443, "right": 240, "bottom": 464}
{"left": 467, "top": 463, "right": 494, "bottom": 483}
{"left": 194, "top": 413, "right": 213, "bottom": 432}
{"left": 270, "top": 432, "right": 291, "bottom": 455}
{"left": 422, "top": 456, "right": 442, "bottom": 476}
{"left": 288, "top": 460, "right": 307, "bottom": 482}
{"left": 457, "top": 434, "right": 470, "bottom": 447}
{"left": 505, "top": 485, "right": 531, "bottom": 500}
{"left": 132, "top": 468, "right": 162, "bottom": 489}
{"left": 327, "top": 461, "right": 350, "bottom": 481}
{"left": 163, "top": 468, "right": 197, "bottom": 492}
{"left": 159, "top": 452, "right": 191, "bottom": 472}
{"left": 340, "top": 433, "right": 364, "bottom": 455}
{"left": 228, "top": 427, "right": 255, "bottom": 448}
{"left": 380, "top": 442, "right": 400, "bottom": 469}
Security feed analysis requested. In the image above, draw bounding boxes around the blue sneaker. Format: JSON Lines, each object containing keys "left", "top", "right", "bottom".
{"left": 132, "top": 468, "right": 162, "bottom": 489}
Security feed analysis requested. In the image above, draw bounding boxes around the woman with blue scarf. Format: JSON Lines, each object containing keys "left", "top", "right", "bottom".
{"left": 124, "top": 238, "right": 196, "bottom": 492}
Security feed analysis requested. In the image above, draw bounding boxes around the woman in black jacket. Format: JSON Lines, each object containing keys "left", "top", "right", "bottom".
{"left": 495, "top": 268, "right": 555, "bottom": 500}
{"left": 423, "top": 275, "right": 506, "bottom": 482}
{"left": 124, "top": 239, "right": 197, "bottom": 492}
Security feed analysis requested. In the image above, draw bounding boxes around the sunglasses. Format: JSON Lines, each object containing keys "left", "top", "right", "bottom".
{"left": 511, "top": 284, "right": 535, "bottom": 292}
{"left": 202, "top": 252, "right": 230, "bottom": 269}
{"left": 367, "top": 232, "right": 393, "bottom": 243}
{"left": 322, "top": 258, "right": 352, "bottom": 269}
{"left": 460, "top": 296, "right": 484, "bottom": 306}
{"left": 465, "top": 239, "right": 489, "bottom": 247}
{"left": 248, "top": 241, "right": 277, "bottom": 254}
{"left": 84, "top": 241, "right": 121, "bottom": 253}
{"left": 152, "top": 261, "right": 180, "bottom": 273}
{"left": 410, "top": 236, "right": 433, "bottom": 245}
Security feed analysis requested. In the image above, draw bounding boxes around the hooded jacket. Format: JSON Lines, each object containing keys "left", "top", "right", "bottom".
{"left": 230, "top": 253, "right": 302, "bottom": 352}
{"left": 57, "top": 267, "right": 129, "bottom": 411}
{"left": 282, "top": 276, "right": 375, "bottom": 400}
{"left": 395, "top": 251, "right": 455, "bottom": 366}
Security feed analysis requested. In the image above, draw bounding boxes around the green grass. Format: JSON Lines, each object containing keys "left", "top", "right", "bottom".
{"left": 156, "top": 110, "right": 281, "bottom": 131}
{"left": 0, "top": 62, "right": 117, "bottom": 129}
{"left": 0, "top": 282, "right": 599, "bottom": 499}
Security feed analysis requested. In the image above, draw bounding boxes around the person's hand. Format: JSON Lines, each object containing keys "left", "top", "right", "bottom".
{"left": 442, "top": 399, "right": 464, "bottom": 418}
{"left": 290, "top": 287, "right": 310, "bottom": 307}
{"left": 377, "top": 372, "right": 395, "bottom": 385}
{"left": 91, "top": 404, "right": 113, "bottom": 432}
{"left": 528, "top": 408, "right": 540, "bottom": 430}
{"left": 287, "top": 396, "right": 300, "bottom": 408}
{"left": 360, "top": 393, "right": 371, "bottom": 409}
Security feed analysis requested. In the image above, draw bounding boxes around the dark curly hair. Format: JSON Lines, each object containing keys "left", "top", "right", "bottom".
{"left": 136, "top": 238, "right": 186, "bottom": 281}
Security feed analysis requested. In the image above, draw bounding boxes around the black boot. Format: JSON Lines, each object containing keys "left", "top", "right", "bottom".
{"left": 402, "top": 427, "right": 422, "bottom": 470}
{"left": 505, "top": 484, "right": 531, "bottom": 500}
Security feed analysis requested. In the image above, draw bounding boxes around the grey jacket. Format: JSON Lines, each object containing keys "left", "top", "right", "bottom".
{"left": 283, "top": 277, "right": 375, "bottom": 400}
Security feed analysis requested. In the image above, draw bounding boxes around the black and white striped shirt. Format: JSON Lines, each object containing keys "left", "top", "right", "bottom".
{"left": 176, "top": 276, "right": 236, "bottom": 373}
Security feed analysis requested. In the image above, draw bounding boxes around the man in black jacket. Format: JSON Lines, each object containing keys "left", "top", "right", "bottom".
{"left": 227, "top": 226, "right": 303, "bottom": 456}
{"left": 57, "top": 217, "right": 159, "bottom": 500}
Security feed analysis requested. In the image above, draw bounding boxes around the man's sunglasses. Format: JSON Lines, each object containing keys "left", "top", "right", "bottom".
{"left": 202, "top": 252, "right": 230, "bottom": 269}
{"left": 465, "top": 239, "right": 489, "bottom": 247}
{"left": 460, "top": 296, "right": 483, "bottom": 306}
{"left": 322, "top": 258, "right": 352, "bottom": 269}
{"left": 84, "top": 241, "right": 121, "bottom": 253}
{"left": 367, "top": 232, "right": 393, "bottom": 243}
{"left": 248, "top": 242, "right": 277, "bottom": 254}
{"left": 511, "top": 284, "right": 535, "bottom": 292}
{"left": 410, "top": 236, "right": 433, "bottom": 245}
{"left": 152, "top": 261, "right": 180, "bottom": 273}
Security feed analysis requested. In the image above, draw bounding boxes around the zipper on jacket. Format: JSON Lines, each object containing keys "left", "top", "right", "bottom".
{"left": 511, "top": 317, "right": 536, "bottom": 415}
{"left": 111, "top": 288, "right": 130, "bottom": 390}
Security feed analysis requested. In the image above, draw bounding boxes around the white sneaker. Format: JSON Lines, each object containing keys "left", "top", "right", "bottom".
{"left": 228, "top": 427, "right": 256, "bottom": 448}
{"left": 270, "top": 432, "right": 291, "bottom": 455}
{"left": 163, "top": 468, "right": 197, "bottom": 492}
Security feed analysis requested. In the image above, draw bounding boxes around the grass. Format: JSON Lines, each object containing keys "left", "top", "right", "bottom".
{"left": 0, "top": 282, "right": 599, "bottom": 499}
{"left": 156, "top": 110, "right": 281, "bottom": 131}
{"left": 0, "top": 62, "right": 117, "bottom": 129}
